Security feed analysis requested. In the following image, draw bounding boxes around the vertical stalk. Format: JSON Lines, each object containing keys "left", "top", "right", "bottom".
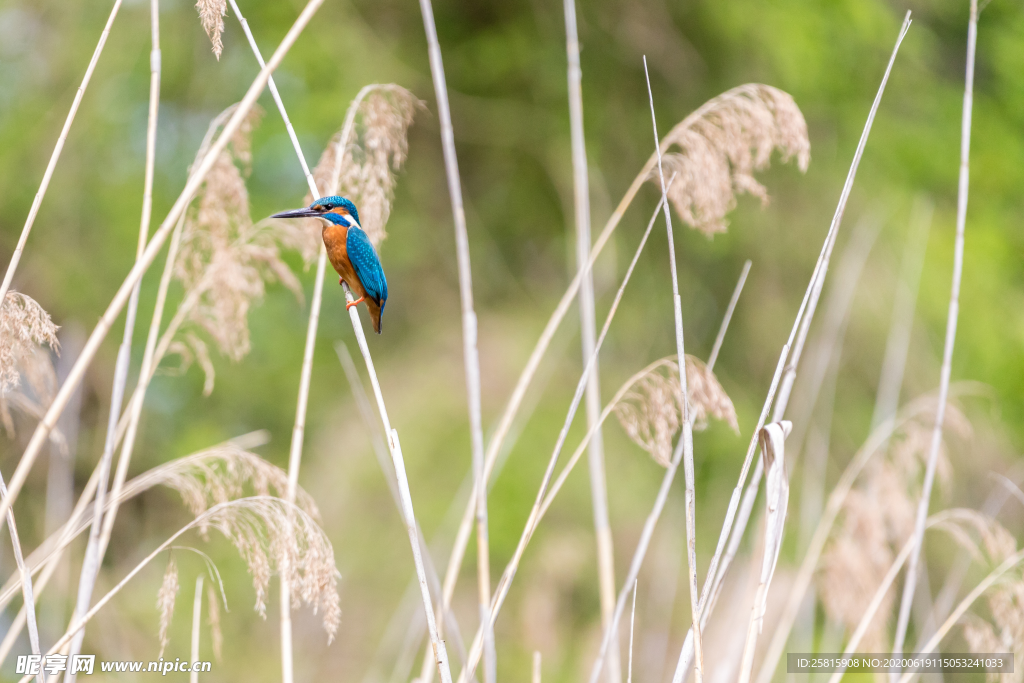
{"left": 67, "top": 2, "right": 158, "bottom": 671}
{"left": 891, "top": 0, "right": 977, "bottom": 670}
{"left": 0, "top": 471, "right": 41, "bottom": 678}
{"left": 563, "top": 6, "right": 618, "bottom": 683}
{"left": 0, "top": 0, "right": 124, "bottom": 305}
{"left": 224, "top": 4, "right": 327, "bottom": 680}
{"left": 415, "top": 1, "right": 493, "bottom": 680}
{"left": 191, "top": 576, "right": 204, "bottom": 683}
{"left": 643, "top": 56, "right": 704, "bottom": 683}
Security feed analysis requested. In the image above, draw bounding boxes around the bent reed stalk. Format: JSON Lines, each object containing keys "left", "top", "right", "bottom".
{"left": 670, "top": 15, "right": 912, "bottom": 682}
{"left": 0, "top": 0, "right": 326, "bottom": 562}
{"left": 891, "top": 0, "right": 977, "bottom": 668}
{"left": 0, "top": 0, "right": 124, "bottom": 306}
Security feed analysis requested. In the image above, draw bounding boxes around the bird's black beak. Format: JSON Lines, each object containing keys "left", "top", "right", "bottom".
{"left": 271, "top": 207, "right": 320, "bottom": 219}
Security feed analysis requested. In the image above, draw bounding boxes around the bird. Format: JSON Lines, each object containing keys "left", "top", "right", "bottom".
{"left": 272, "top": 196, "right": 388, "bottom": 333}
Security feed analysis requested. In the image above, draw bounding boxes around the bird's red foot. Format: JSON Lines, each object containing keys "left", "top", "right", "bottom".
{"left": 346, "top": 296, "right": 365, "bottom": 311}
{"left": 339, "top": 277, "right": 344, "bottom": 286}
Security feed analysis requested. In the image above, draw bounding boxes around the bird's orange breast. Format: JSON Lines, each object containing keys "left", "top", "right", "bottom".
{"left": 323, "top": 224, "right": 367, "bottom": 299}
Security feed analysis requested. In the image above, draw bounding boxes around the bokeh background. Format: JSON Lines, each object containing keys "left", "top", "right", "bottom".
{"left": 1, "top": 0, "right": 1022, "bottom": 680}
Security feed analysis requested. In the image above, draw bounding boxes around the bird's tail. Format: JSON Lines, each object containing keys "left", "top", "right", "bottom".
{"left": 367, "top": 298, "right": 384, "bottom": 334}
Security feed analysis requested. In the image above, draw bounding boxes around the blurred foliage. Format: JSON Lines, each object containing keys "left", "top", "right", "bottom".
{"left": 1, "top": 0, "right": 1022, "bottom": 680}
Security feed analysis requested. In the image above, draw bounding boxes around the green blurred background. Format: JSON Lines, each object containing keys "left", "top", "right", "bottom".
{"left": 1, "top": 0, "right": 1022, "bottom": 680}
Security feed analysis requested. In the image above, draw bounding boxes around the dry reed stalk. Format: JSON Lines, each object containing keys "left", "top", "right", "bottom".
{"left": 191, "top": 575, "right": 203, "bottom": 683}
{"left": 563, "top": 6, "right": 619, "bottom": 683}
{"left": 892, "top": 0, "right": 978, "bottom": 667}
{"left": 0, "top": 0, "right": 124, "bottom": 307}
{"left": 434, "top": 83, "right": 808, "bottom": 651}
{"left": 457, "top": 185, "right": 671, "bottom": 683}
{"left": 335, "top": 341, "right": 468, "bottom": 660}
{"left": 414, "top": 0, "right": 493, "bottom": 677}
{"left": 627, "top": 580, "right": 638, "bottom": 683}
{"left": 736, "top": 421, "right": 792, "bottom": 683}
{"left": 708, "top": 260, "right": 751, "bottom": 369}
{"left": 0, "top": 0, "right": 324, "bottom": 546}
{"left": 69, "top": 3, "right": 161, "bottom": 664}
{"left": 644, "top": 55, "right": 704, "bottom": 683}
{"left": 671, "top": 17, "right": 912, "bottom": 682}
{"left": 565, "top": 2, "right": 618, "bottom": 679}
{"left": 750, "top": 390, "right": 977, "bottom": 683}
{"left": 22, "top": 496, "right": 340, "bottom": 683}
{"left": 896, "top": 548, "right": 1024, "bottom": 683}
{"left": 533, "top": 652, "right": 542, "bottom": 683}
{"left": 207, "top": 579, "right": 222, "bottom": 661}
{"left": 0, "top": 469, "right": 41, "bottom": 668}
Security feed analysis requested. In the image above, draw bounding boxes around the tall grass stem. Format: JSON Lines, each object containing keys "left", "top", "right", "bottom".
{"left": 564, "top": 7, "right": 618, "bottom": 683}
{"left": 643, "top": 55, "right": 704, "bottom": 683}
{"left": 891, "top": 2, "right": 976, "bottom": 668}
{"left": 415, "top": 1, "right": 493, "bottom": 678}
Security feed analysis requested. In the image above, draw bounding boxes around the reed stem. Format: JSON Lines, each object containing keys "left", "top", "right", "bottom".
{"left": 414, "top": 1, "right": 493, "bottom": 679}
{"left": 891, "top": 1, "right": 977, "bottom": 670}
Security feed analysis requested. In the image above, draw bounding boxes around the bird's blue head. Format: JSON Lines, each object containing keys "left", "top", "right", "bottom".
{"left": 271, "top": 195, "right": 361, "bottom": 228}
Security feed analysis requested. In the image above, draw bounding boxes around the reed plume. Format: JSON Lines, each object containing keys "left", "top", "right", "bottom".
{"left": 0, "top": 292, "right": 59, "bottom": 395}
{"left": 614, "top": 356, "right": 738, "bottom": 467}
{"left": 818, "top": 403, "right": 971, "bottom": 650}
{"left": 651, "top": 84, "right": 810, "bottom": 237}
{"left": 196, "top": 0, "right": 227, "bottom": 59}
{"left": 307, "top": 85, "right": 422, "bottom": 252}
{"left": 172, "top": 105, "right": 302, "bottom": 392}
{"left": 157, "top": 558, "right": 179, "bottom": 657}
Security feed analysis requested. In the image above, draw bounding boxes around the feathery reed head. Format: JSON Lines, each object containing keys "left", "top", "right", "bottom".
{"left": 304, "top": 84, "right": 422, "bottom": 254}
{"left": 157, "top": 558, "right": 179, "bottom": 658}
{"left": 651, "top": 84, "right": 810, "bottom": 237}
{"left": 173, "top": 104, "right": 303, "bottom": 393}
{"left": 614, "top": 356, "right": 738, "bottom": 467}
{"left": 197, "top": 497, "right": 340, "bottom": 641}
{"left": 0, "top": 291, "right": 58, "bottom": 394}
{"left": 195, "top": 0, "right": 227, "bottom": 60}
{"left": 819, "top": 399, "right": 975, "bottom": 649}
{"left": 130, "top": 444, "right": 321, "bottom": 534}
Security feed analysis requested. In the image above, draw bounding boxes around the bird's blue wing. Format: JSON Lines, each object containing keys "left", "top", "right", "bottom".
{"left": 347, "top": 227, "right": 388, "bottom": 305}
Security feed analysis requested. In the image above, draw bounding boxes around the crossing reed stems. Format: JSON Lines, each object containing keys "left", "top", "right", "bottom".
{"left": 0, "top": 0, "right": 325, "bottom": 566}
{"left": 670, "top": 16, "right": 912, "bottom": 682}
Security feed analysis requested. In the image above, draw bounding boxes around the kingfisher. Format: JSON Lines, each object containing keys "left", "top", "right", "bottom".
{"left": 272, "top": 196, "right": 388, "bottom": 333}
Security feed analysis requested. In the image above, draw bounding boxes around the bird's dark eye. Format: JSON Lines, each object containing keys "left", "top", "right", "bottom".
{"left": 320, "top": 203, "right": 332, "bottom": 211}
